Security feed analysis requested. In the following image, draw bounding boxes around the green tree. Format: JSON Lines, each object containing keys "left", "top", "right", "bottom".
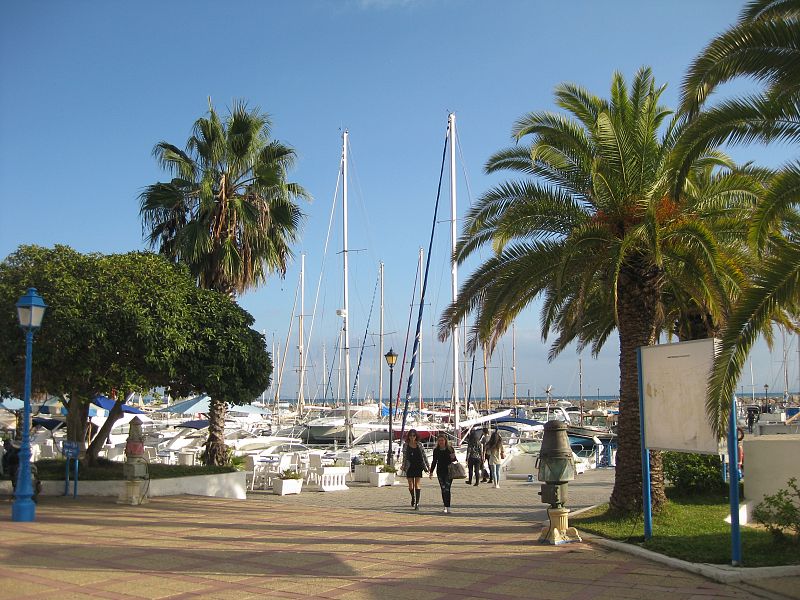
{"left": 140, "top": 100, "right": 305, "bottom": 461}
{"left": 679, "top": 0, "right": 800, "bottom": 435}
{"left": 170, "top": 287, "right": 271, "bottom": 465}
{"left": 439, "top": 68, "right": 758, "bottom": 514}
{"left": 0, "top": 245, "right": 270, "bottom": 465}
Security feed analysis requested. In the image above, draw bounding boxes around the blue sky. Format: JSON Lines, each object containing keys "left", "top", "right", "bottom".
{"left": 1, "top": 0, "right": 795, "bottom": 402}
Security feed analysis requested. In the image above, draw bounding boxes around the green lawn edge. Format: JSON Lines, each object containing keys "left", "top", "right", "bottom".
{"left": 571, "top": 493, "right": 800, "bottom": 568}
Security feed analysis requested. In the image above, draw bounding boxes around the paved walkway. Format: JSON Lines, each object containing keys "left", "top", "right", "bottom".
{"left": 0, "top": 470, "right": 797, "bottom": 599}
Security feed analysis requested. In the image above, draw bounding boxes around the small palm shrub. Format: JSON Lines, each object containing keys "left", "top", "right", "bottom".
{"left": 380, "top": 464, "right": 397, "bottom": 474}
{"left": 279, "top": 469, "right": 303, "bottom": 480}
{"left": 360, "top": 451, "right": 384, "bottom": 466}
{"left": 753, "top": 478, "right": 800, "bottom": 544}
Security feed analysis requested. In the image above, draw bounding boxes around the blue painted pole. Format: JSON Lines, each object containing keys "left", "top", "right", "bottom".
{"left": 637, "top": 347, "right": 652, "bottom": 539}
{"left": 12, "top": 328, "right": 36, "bottom": 522}
{"left": 728, "top": 394, "right": 742, "bottom": 566}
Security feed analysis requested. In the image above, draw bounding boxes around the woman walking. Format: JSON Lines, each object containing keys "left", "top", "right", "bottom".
{"left": 485, "top": 430, "right": 505, "bottom": 488}
{"left": 429, "top": 433, "right": 456, "bottom": 513}
{"left": 465, "top": 428, "right": 482, "bottom": 486}
{"left": 402, "top": 429, "right": 428, "bottom": 510}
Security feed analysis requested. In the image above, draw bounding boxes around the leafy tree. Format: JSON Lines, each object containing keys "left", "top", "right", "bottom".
{"left": 169, "top": 287, "right": 271, "bottom": 465}
{"left": 0, "top": 245, "right": 270, "bottom": 465}
{"left": 678, "top": 0, "right": 800, "bottom": 435}
{"left": 140, "top": 100, "right": 305, "bottom": 461}
{"left": 439, "top": 69, "right": 759, "bottom": 514}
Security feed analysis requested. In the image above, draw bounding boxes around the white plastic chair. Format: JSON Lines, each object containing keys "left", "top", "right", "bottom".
{"left": 143, "top": 446, "right": 161, "bottom": 464}
{"left": 306, "top": 453, "right": 324, "bottom": 486}
{"left": 265, "top": 454, "right": 295, "bottom": 488}
{"left": 292, "top": 452, "right": 310, "bottom": 481}
{"left": 244, "top": 455, "right": 261, "bottom": 490}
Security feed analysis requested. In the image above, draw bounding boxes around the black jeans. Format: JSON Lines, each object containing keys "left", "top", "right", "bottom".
{"left": 437, "top": 475, "right": 452, "bottom": 507}
{"left": 467, "top": 456, "right": 482, "bottom": 482}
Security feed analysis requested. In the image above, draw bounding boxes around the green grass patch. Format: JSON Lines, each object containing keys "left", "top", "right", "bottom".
{"left": 571, "top": 489, "right": 799, "bottom": 567}
{"left": 27, "top": 459, "right": 235, "bottom": 481}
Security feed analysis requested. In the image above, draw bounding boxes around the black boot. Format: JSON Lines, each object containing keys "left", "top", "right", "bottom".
{"left": 410, "top": 489, "right": 416, "bottom": 507}
{"left": 415, "top": 489, "right": 421, "bottom": 510}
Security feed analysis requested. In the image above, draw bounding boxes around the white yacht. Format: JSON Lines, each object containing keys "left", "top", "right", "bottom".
{"left": 307, "top": 404, "right": 380, "bottom": 441}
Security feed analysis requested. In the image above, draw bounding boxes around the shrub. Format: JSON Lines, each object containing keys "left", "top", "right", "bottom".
{"left": 753, "top": 477, "right": 800, "bottom": 543}
{"left": 380, "top": 464, "right": 397, "bottom": 473}
{"left": 662, "top": 452, "right": 727, "bottom": 495}
{"left": 279, "top": 469, "right": 303, "bottom": 480}
{"left": 360, "top": 451, "right": 385, "bottom": 466}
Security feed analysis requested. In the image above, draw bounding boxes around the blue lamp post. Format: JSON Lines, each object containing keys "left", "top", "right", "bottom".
{"left": 12, "top": 287, "right": 47, "bottom": 522}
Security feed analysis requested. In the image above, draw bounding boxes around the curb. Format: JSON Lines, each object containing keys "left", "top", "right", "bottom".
{"left": 568, "top": 505, "right": 800, "bottom": 585}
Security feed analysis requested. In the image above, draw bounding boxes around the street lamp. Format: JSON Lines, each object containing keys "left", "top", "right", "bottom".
{"left": 384, "top": 348, "right": 398, "bottom": 466}
{"left": 12, "top": 287, "right": 47, "bottom": 522}
{"left": 764, "top": 383, "right": 770, "bottom": 413}
{"left": 536, "top": 420, "right": 581, "bottom": 544}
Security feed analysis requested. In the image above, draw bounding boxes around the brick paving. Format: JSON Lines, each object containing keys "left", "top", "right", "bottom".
{"left": 0, "top": 469, "right": 797, "bottom": 599}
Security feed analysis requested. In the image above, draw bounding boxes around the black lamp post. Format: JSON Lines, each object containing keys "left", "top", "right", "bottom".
{"left": 12, "top": 288, "right": 47, "bottom": 522}
{"left": 384, "top": 348, "right": 398, "bottom": 465}
{"left": 536, "top": 420, "right": 581, "bottom": 544}
{"left": 764, "top": 383, "right": 770, "bottom": 412}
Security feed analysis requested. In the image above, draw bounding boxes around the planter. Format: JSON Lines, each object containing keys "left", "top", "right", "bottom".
{"left": 274, "top": 477, "right": 303, "bottom": 496}
{"left": 354, "top": 463, "right": 381, "bottom": 482}
{"left": 369, "top": 471, "right": 395, "bottom": 487}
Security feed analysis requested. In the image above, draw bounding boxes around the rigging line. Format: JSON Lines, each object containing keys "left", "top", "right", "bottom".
{"left": 455, "top": 126, "right": 476, "bottom": 209}
{"left": 301, "top": 162, "right": 342, "bottom": 391}
{"left": 346, "top": 141, "right": 382, "bottom": 273}
{"left": 274, "top": 274, "right": 301, "bottom": 404}
{"left": 350, "top": 272, "right": 380, "bottom": 404}
{"left": 324, "top": 334, "right": 341, "bottom": 404}
{"left": 454, "top": 114, "right": 488, "bottom": 360}
{"left": 398, "top": 120, "right": 450, "bottom": 442}
{"left": 466, "top": 350, "right": 477, "bottom": 413}
{"left": 395, "top": 253, "right": 422, "bottom": 412}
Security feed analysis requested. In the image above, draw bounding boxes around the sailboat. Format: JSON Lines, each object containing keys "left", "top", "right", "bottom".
{"left": 394, "top": 113, "right": 510, "bottom": 447}
{"left": 306, "top": 131, "right": 383, "bottom": 443}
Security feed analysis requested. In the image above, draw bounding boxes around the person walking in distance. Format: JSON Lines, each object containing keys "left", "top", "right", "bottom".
{"left": 485, "top": 430, "right": 505, "bottom": 488}
{"left": 480, "top": 426, "right": 491, "bottom": 483}
{"left": 402, "top": 429, "right": 428, "bottom": 510}
{"left": 465, "top": 428, "right": 482, "bottom": 486}
{"left": 429, "top": 433, "right": 456, "bottom": 513}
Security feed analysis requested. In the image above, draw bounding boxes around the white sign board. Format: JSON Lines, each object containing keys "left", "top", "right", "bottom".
{"left": 640, "top": 338, "right": 720, "bottom": 454}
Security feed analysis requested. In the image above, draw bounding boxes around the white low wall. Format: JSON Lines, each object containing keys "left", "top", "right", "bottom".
{"left": 742, "top": 434, "right": 800, "bottom": 522}
{"left": 2, "top": 471, "right": 247, "bottom": 500}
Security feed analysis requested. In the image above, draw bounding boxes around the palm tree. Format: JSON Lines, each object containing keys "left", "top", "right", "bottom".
{"left": 439, "top": 68, "right": 759, "bottom": 514}
{"left": 679, "top": 0, "right": 800, "bottom": 435}
{"left": 140, "top": 100, "right": 308, "bottom": 465}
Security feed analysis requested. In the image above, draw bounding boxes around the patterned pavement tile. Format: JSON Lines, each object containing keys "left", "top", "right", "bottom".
{"left": 0, "top": 470, "right": 794, "bottom": 600}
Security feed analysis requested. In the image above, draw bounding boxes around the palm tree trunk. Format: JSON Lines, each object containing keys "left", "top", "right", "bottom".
{"left": 204, "top": 397, "right": 228, "bottom": 466}
{"left": 609, "top": 265, "right": 668, "bottom": 514}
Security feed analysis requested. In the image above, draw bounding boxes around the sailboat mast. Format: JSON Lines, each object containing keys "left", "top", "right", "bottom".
{"left": 379, "top": 261, "right": 384, "bottom": 411}
{"left": 322, "top": 345, "right": 327, "bottom": 404}
{"left": 512, "top": 324, "right": 518, "bottom": 406}
{"left": 783, "top": 328, "right": 789, "bottom": 401}
{"left": 298, "top": 253, "right": 305, "bottom": 415}
{"left": 418, "top": 248, "right": 424, "bottom": 413}
{"left": 342, "top": 131, "right": 352, "bottom": 446}
{"left": 449, "top": 112, "right": 460, "bottom": 436}
{"left": 483, "top": 344, "right": 490, "bottom": 412}
{"left": 579, "top": 357, "right": 584, "bottom": 418}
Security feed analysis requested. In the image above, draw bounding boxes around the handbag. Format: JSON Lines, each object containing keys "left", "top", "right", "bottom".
{"left": 448, "top": 461, "right": 466, "bottom": 479}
